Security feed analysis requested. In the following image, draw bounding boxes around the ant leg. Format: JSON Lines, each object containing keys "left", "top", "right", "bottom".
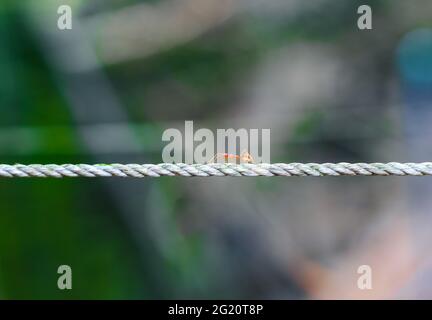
{"left": 247, "top": 153, "right": 255, "bottom": 163}
{"left": 240, "top": 150, "right": 255, "bottom": 163}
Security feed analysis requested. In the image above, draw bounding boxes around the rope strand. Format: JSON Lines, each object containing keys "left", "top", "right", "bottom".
{"left": 1, "top": 163, "right": 432, "bottom": 178}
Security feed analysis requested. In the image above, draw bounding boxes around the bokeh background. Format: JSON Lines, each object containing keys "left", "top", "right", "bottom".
{"left": 1, "top": 0, "right": 432, "bottom": 299}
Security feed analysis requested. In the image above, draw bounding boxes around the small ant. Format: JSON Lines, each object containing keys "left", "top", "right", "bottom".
{"left": 207, "top": 150, "right": 255, "bottom": 164}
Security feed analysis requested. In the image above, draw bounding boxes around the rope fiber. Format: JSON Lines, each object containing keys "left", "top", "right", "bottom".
{"left": 1, "top": 162, "right": 432, "bottom": 178}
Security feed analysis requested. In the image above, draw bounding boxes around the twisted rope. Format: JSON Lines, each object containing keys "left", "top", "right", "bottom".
{"left": 1, "top": 163, "right": 432, "bottom": 178}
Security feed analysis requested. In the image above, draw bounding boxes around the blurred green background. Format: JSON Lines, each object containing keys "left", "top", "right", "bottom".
{"left": 1, "top": 0, "right": 432, "bottom": 299}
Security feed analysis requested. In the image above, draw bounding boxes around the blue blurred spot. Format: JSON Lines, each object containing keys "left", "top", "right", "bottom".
{"left": 397, "top": 29, "right": 432, "bottom": 85}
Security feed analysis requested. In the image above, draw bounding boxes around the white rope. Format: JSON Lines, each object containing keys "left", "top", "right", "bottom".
{"left": 1, "top": 163, "right": 432, "bottom": 178}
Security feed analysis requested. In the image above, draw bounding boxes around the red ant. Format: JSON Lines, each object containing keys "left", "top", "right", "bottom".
{"left": 207, "top": 150, "right": 255, "bottom": 164}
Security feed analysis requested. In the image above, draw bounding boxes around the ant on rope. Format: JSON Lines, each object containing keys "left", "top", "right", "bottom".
{"left": 207, "top": 150, "right": 255, "bottom": 164}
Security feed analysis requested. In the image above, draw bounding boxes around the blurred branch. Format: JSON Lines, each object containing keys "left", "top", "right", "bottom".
{"left": 85, "top": 0, "right": 236, "bottom": 64}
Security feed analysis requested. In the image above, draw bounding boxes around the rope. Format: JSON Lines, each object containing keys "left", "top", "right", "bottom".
{"left": 1, "top": 162, "right": 432, "bottom": 178}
